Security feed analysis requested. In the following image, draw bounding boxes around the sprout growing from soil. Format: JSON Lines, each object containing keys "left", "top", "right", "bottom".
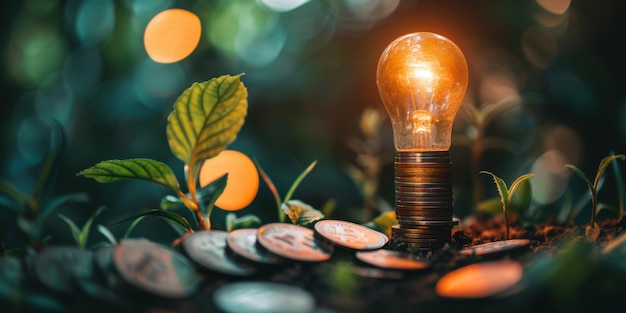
{"left": 565, "top": 154, "right": 625, "bottom": 242}
{"left": 480, "top": 171, "right": 535, "bottom": 240}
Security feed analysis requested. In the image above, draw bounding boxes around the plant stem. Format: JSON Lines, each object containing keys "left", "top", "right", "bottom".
{"left": 504, "top": 204, "right": 510, "bottom": 240}
{"left": 590, "top": 188, "right": 597, "bottom": 227}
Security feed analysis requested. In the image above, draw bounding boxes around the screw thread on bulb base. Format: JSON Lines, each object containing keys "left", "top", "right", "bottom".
{"left": 391, "top": 151, "right": 458, "bottom": 252}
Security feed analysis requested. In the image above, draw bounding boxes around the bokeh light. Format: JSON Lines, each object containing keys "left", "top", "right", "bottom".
{"left": 536, "top": 0, "right": 571, "bottom": 15}
{"left": 144, "top": 9, "right": 201, "bottom": 63}
{"left": 199, "top": 150, "right": 260, "bottom": 211}
{"left": 530, "top": 150, "right": 570, "bottom": 205}
{"left": 259, "top": 0, "right": 310, "bottom": 13}
{"left": 74, "top": 0, "right": 115, "bottom": 47}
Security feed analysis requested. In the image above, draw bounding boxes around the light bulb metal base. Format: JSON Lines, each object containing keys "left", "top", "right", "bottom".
{"left": 391, "top": 151, "right": 457, "bottom": 251}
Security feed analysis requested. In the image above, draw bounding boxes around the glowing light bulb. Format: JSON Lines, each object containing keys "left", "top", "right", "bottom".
{"left": 376, "top": 32, "right": 468, "bottom": 251}
{"left": 377, "top": 32, "right": 468, "bottom": 151}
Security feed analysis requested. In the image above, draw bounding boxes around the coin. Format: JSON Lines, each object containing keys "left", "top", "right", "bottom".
{"left": 214, "top": 281, "right": 315, "bottom": 313}
{"left": 314, "top": 220, "right": 388, "bottom": 251}
{"left": 436, "top": 260, "right": 524, "bottom": 298}
{"left": 257, "top": 223, "right": 333, "bottom": 262}
{"left": 183, "top": 230, "right": 256, "bottom": 276}
{"left": 113, "top": 238, "right": 199, "bottom": 298}
{"left": 356, "top": 249, "right": 430, "bottom": 271}
{"left": 33, "top": 246, "right": 94, "bottom": 295}
{"left": 459, "top": 239, "right": 531, "bottom": 256}
{"left": 227, "top": 228, "right": 284, "bottom": 265}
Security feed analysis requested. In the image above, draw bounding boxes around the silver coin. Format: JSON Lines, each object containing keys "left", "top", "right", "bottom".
{"left": 314, "top": 220, "right": 388, "bottom": 251}
{"left": 183, "top": 230, "right": 256, "bottom": 276}
{"left": 459, "top": 239, "right": 531, "bottom": 256}
{"left": 214, "top": 281, "right": 315, "bottom": 313}
{"left": 227, "top": 228, "right": 284, "bottom": 265}
{"left": 257, "top": 223, "right": 333, "bottom": 262}
{"left": 113, "top": 238, "right": 199, "bottom": 298}
{"left": 356, "top": 249, "right": 429, "bottom": 270}
{"left": 33, "top": 246, "right": 94, "bottom": 295}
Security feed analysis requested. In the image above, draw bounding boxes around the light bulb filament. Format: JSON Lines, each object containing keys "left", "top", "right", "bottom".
{"left": 412, "top": 110, "right": 432, "bottom": 133}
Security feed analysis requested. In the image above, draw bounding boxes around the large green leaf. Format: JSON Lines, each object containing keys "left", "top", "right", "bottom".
{"left": 166, "top": 74, "right": 248, "bottom": 183}
{"left": 77, "top": 158, "right": 180, "bottom": 194}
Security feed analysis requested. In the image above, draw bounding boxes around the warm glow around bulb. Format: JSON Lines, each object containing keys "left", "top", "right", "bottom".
{"left": 199, "top": 150, "right": 259, "bottom": 211}
{"left": 144, "top": 9, "right": 201, "bottom": 63}
{"left": 377, "top": 32, "right": 468, "bottom": 151}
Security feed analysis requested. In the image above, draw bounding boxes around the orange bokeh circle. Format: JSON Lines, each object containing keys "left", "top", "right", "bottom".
{"left": 144, "top": 9, "right": 201, "bottom": 63}
{"left": 199, "top": 150, "right": 259, "bottom": 211}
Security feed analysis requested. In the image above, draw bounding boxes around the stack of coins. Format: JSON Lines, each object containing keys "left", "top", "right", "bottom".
{"left": 392, "top": 151, "right": 457, "bottom": 250}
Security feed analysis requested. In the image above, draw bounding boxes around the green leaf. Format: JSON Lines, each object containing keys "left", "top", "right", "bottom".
{"left": 0, "top": 180, "right": 26, "bottom": 210}
{"left": 594, "top": 154, "right": 625, "bottom": 190}
{"left": 363, "top": 211, "right": 397, "bottom": 238}
{"left": 123, "top": 216, "right": 145, "bottom": 239}
{"left": 78, "top": 206, "right": 107, "bottom": 248}
{"left": 77, "top": 159, "right": 180, "bottom": 194}
{"left": 255, "top": 159, "right": 283, "bottom": 221}
{"left": 39, "top": 193, "right": 89, "bottom": 225}
{"left": 283, "top": 161, "right": 317, "bottom": 204}
{"left": 612, "top": 153, "right": 625, "bottom": 217}
{"left": 57, "top": 214, "right": 82, "bottom": 247}
{"left": 480, "top": 171, "right": 509, "bottom": 211}
{"left": 507, "top": 174, "right": 534, "bottom": 204}
{"left": 32, "top": 118, "right": 65, "bottom": 202}
{"left": 160, "top": 195, "right": 186, "bottom": 211}
{"left": 97, "top": 224, "right": 117, "bottom": 245}
{"left": 225, "top": 213, "right": 262, "bottom": 232}
{"left": 115, "top": 209, "right": 192, "bottom": 233}
{"left": 282, "top": 200, "right": 324, "bottom": 226}
{"left": 476, "top": 197, "right": 505, "bottom": 214}
{"left": 166, "top": 74, "right": 248, "bottom": 184}
{"left": 197, "top": 174, "right": 228, "bottom": 221}
{"left": 565, "top": 164, "right": 593, "bottom": 192}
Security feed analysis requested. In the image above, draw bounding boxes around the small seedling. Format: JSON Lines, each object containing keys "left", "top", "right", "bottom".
{"left": 58, "top": 206, "right": 114, "bottom": 248}
{"left": 480, "top": 171, "right": 535, "bottom": 240}
{"left": 255, "top": 160, "right": 324, "bottom": 225}
{"left": 0, "top": 119, "right": 88, "bottom": 253}
{"left": 565, "top": 154, "right": 625, "bottom": 241}
{"left": 78, "top": 74, "right": 248, "bottom": 232}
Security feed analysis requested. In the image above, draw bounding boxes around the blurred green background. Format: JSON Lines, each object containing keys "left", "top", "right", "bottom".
{"left": 1, "top": 0, "right": 625, "bottom": 246}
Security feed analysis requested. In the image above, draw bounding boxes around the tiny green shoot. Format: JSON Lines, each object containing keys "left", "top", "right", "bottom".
{"left": 480, "top": 171, "right": 535, "bottom": 240}
{"left": 57, "top": 206, "right": 107, "bottom": 249}
{"left": 565, "top": 154, "right": 625, "bottom": 241}
{"left": 255, "top": 160, "right": 324, "bottom": 225}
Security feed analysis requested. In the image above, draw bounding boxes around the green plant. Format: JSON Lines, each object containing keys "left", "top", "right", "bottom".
{"left": 256, "top": 160, "right": 323, "bottom": 226}
{"left": 454, "top": 97, "right": 522, "bottom": 210}
{"left": 0, "top": 119, "right": 88, "bottom": 253}
{"left": 565, "top": 154, "right": 625, "bottom": 241}
{"left": 57, "top": 206, "right": 115, "bottom": 248}
{"left": 480, "top": 171, "right": 535, "bottom": 240}
{"left": 78, "top": 74, "right": 248, "bottom": 232}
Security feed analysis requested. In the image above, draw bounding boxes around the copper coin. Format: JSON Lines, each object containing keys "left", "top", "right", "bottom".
{"left": 397, "top": 220, "right": 458, "bottom": 226}
{"left": 356, "top": 249, "right": 430, "bottom": 271}
{"left": 183, "top": 230, "right": 256, "bottom": 276}
{"left": 113, "top": 239, "right": 199, "bottom": 298}
{"left": 436, "top": 260, "right": 524, "bottom": 298}
{"left": 227, "top": 228, "right": 284, "bottom": 265}
{"left": 459, "top": 239, "right": 531, "bottom": 256}
{"left": 214, "top": 281, "right": 315, "bottom": 313}
{"left": 314, "top": 220, "right": 388, "bottom": 251}
{"left": 257, "top": 223, "right": 333, "bottom": 262}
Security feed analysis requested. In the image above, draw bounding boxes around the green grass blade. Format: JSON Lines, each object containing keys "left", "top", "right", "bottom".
{"left": 254, "top": 159, "right": 283, "bottom": 221}
{"left": 0, "top": 180, "right": 26, "bottom": 209}
{"left": 507, "top": 174, "right": 534, "bottom": 204}
{"left": 114, "top": 209, "right": 193, "bottom": 233}
{"left": 166, "top": 74, "right": 248, "bottom": 183}
{"left": 594, "top": 155, "right": 625, "bottom": 189}
{"left": 32, "top": 119, "right": 64, "bottom": 202}
{"left": 78, "top": 206, "right": 107, "bottom": 248}
{"left": 565, "top": 164, "right": 594, "bottom": 192}
{"left": 611, "top": 153, "right": 625, "bottom": 217}
{"left": 57, "top": 214, "right": 82, "bottom": 247}
{"left": 77, "top": 158, "right": 180, "bottom": 194}
{"left": 283, "top": 160, "right": 317, "bottom": 204}
{"left": 480, "top": 171, "right": 509, "bottom": 210}
{"left": 97, "top": 224, "right": 117, "bottom": 245}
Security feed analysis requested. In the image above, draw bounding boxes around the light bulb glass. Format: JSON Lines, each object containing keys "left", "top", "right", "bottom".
{"left": 377, "top": 32, "right": 468, "bottom": 151}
